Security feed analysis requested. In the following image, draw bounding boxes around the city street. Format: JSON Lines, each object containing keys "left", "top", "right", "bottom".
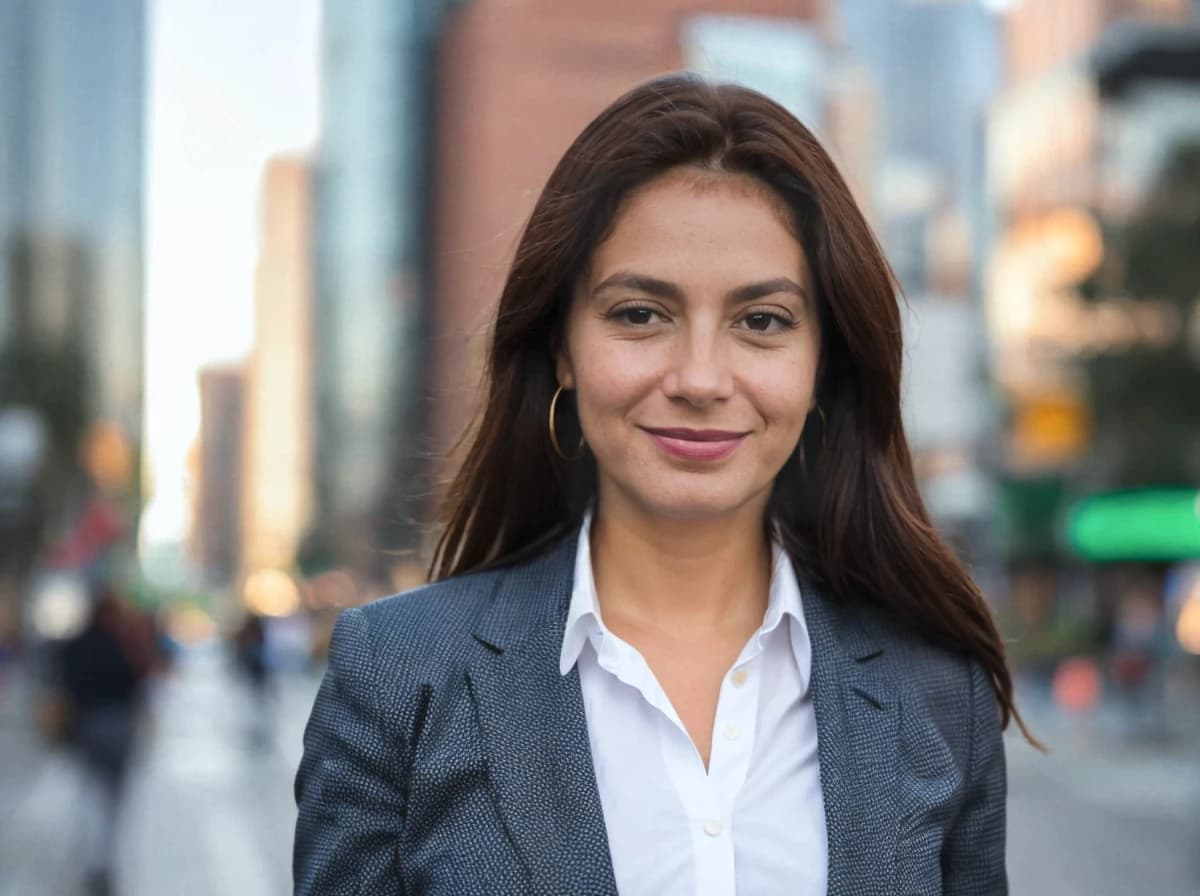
{"left": 1008, "top": 714, "right": 1200, "bottom": 895}
{"left": 1, "top": 649, "right": 1197, "bottom": 895}
{"left": 0, "top": 648, "right": 318, "bottom": 896}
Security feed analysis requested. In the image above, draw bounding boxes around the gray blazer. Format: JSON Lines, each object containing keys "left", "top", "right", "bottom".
{"left": 294, "top": 531, "right": 1007, "bottom": 895}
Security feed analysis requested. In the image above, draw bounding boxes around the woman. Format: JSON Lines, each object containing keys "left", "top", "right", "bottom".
{"left": 294, "top": 74, "right": 1033, "bottom": 896}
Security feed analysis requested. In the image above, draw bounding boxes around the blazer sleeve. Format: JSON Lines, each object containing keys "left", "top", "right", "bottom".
{"left": 294, "top": 607, "right": 408, "bottom": 895}
{"left": 941, "top": 658, "right": 1008, "bottom": 896}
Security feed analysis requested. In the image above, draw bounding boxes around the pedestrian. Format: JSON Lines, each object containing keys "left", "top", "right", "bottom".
{"left": 58, "top": 587, "right": 149, "bottom": 896}
{"left": 295, "top": 73, "right": 1037, "bottom": 895}
{"left": 1110, "top": 566, "right": 1171, "bottom": 740}
{"left": 233, "top": 611, "right": 273, "bottom": 748}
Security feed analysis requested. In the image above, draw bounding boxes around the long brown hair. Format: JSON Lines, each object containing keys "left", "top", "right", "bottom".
{"left": 432, "top": 73, "right": 1035, "bottom": 744}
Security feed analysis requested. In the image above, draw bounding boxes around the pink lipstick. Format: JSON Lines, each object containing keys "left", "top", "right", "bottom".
{"left": 642, "top": 427, "right": 748, "bottom": 462}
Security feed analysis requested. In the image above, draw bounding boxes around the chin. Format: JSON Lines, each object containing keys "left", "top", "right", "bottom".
{"left": 617, "top": 478, "right": 769, "bottom": 523}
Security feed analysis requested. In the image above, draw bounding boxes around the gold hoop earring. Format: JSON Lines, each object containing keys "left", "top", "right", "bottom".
{"left": 549, "top": 386, "right": 585, "bottom": 461}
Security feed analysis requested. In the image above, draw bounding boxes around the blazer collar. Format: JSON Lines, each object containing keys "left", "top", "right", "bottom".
{"left": 466, "top": 530, "right": 900, "bottom": 896}
{"left": 471, "top": 531, "right": 578, "bottom": 654}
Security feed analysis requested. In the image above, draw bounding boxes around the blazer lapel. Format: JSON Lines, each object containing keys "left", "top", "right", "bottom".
{"left": 803, "top": 582, "right": 901, "bottom": 896}
{"left": 466, "top": 535, "right": 618, "bottom": 896}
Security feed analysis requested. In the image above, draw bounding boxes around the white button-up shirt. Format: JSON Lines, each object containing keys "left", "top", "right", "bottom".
{"left": 559, "top": 515, "right": 827, "bottom": 896}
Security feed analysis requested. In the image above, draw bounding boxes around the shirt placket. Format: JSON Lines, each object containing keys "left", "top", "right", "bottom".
{"left": 667, "top": 645, "right": 761, "bottom": 896}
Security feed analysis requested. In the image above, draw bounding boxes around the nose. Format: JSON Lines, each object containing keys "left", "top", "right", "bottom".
{"left": 661, "top": 327, "right": 734, "bottom": 407}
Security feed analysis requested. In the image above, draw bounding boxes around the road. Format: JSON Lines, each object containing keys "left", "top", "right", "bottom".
{"left": 0, "top": 647, "right": 316, "bottom": 896}
{"left": 1, "top": 649, "right": 1197, "bottom": 895}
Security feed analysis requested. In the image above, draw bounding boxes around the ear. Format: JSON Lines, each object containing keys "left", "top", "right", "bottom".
{"left": 554, "top": 339, "right": 576, "bottom": 390}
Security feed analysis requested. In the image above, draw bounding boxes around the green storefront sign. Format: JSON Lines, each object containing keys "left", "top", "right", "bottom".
{"left": 1067, "top": 488, "right": 1200, "bottom": 561}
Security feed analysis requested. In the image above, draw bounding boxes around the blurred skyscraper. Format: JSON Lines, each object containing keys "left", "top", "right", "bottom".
{"left": 829, "top": 1, "right": 1004, "bottom": 560}
{"left": 987, "top": 0, "right": 1199, "bottom": 459}
{"left": 0, "top": 0, "right": 145, "bottom": 635}
{"left": 834, "top": 0, "right": 1001, "bottom": 291}
{"left": 0, "top": 0, "right": 144, "bottom": 437}
{"left": 191, "top": 364, "right": 245, "bottom": 589}
{"left": 313, "top": 0, "right": 449, "bottom": 579}
{"left": 241, "top": 156, "right": 315, "bottom": 583}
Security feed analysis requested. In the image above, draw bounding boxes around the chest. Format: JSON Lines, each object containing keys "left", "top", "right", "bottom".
{"left": 576, "top": 634, "right": 827, "bottom": 896}
{"left": 636, "top": 641, "right": 738, "bottom": 767}
{"left": 396, "top": 641, "right": 972, "bottom": 896}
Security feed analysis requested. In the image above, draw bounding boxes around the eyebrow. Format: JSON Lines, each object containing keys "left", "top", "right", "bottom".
{"left": 593, "top": 271, "right": 809, "bottom": 305}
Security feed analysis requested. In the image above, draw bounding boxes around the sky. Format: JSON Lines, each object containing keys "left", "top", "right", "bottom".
{"left": 141, "top": 0, "right": 320, "bottom": 550}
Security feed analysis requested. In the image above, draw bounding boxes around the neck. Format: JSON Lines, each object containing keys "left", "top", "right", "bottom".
{"left": 588, "top": 499, "right": 772, "bottom": 637}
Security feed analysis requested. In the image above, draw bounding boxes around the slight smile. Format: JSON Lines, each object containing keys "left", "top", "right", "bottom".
{"left": 641, "top": 427, "right": 750, "bottom": 462}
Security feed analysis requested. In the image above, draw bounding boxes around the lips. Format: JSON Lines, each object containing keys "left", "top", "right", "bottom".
{"left": 642, "top": 427, "right": 749, "bottom": 462}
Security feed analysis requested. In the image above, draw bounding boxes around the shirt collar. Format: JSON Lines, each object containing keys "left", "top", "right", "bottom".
{"left": 558, "top": 510, "right": 812, "bottom": 687}
{"left": 559, "top": 510, "right": 604, "bottom": 676}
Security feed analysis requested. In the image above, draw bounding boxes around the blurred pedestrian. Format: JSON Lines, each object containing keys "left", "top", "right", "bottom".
{"left": 58, "top": 587, "right": 150, "bottom": 896}
{"left": 1111, "top": 568, "right": 1172, "bottom": 740}
{"left": 233, "top": 611, "right": 273, "bottom": 749}
{"left": 295, "top": 74, "right": 1037, "bottom": 895}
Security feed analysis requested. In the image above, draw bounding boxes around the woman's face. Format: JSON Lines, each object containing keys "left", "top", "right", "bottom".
{"left": 557, "top": 167, "right": 821, "bottom": 525}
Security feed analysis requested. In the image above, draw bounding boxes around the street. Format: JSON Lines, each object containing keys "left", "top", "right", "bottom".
{"left": 1007, "top": 698, "right": 1200, "bottom": 895}
{"left": 0, "top": 648, "right": 315, "bottom": 896}
{"left": 1, "top": 649, "right": 1197, "bottom": 895}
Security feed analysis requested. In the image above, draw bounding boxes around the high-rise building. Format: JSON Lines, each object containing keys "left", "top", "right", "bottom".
{"left": 0, "top": 0, "right": 145, "bottom": 632}
{"left": 827, "top": 3, "right": 1007, "bottom": 565}
{"left": 191, "top": 364, "right": 245, "bottom": 587}
{"left": 241, "top": 156, "right": 315, "bottom": 579}
{"left": 314, "top": 0, "right": 450, "bottom": 575}
{"left": 0, "top": 0, "right": 145, "bottom": 433}
{"left": 833, "top": 1, "right": 1001, "bottom": 292}
{"left": 987, "top": 2, "right": 1199, "bottom": 400}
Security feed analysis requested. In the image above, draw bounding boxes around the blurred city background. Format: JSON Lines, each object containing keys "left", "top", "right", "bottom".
{"left": 0, "top": 0, "right": 1198, "bottom": 893}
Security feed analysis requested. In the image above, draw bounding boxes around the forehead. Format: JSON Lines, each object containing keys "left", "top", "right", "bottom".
{"left": 584, "top": 168, "right": 808, "bottom": 285}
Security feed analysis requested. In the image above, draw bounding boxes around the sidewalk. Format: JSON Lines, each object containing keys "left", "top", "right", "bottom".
{"left": 1010, "top": 674, "right": 1200, "bottom": 818}
{"left": 0, "top": 648, "right": 323, "bottom": 896}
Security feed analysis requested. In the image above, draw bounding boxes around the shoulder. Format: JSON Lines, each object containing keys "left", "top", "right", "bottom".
{"left": 355, "top": 567, "right": 502, "bottom": 653}
{"left": 847, "top": 602, "right": 1004, "bottom": 791}
{"left": 338, "top": 530, "right": 578, "bottom": 681}
{"left": 334, "top": 567, "right": 503, "bottom": 694}
{"left": 856, "top": 602, "right": 991, "bottom": 731}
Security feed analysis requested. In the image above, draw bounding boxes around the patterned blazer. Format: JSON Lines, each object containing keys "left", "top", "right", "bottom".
{"left": 293, "top": 531, "right": 1007, "bottom": 895}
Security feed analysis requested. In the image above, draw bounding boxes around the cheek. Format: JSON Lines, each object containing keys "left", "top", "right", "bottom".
{"left": 747, "top": 355, "right": 819, "bottom": 429}
{"left": 573, "top": 341, "right": 660, "bottom": 415}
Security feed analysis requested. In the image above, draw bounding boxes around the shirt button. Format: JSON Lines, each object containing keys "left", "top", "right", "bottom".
{"left": 731, "top": 668, "right": 748, "bottom": 686}
{"left": 703, "top": 819, "right": 723, "bottom": 837}
{"left": 723, "top": 723, "right": 741, "bottom": 741}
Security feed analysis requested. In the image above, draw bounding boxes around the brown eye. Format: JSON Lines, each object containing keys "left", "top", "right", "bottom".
{"left": 744, "top": 312, "right": 780, "bottom": 332}
{"left": 621, "top": 307, "right": 656, "bottom": 325}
